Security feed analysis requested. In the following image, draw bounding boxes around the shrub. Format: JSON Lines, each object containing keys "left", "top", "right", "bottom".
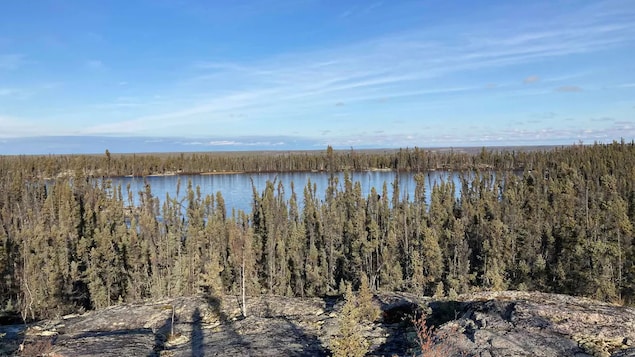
{"left": 412, "top": 313, "right": 464, "bottom": 357}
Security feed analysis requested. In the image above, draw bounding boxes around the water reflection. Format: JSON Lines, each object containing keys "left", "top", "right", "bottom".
{"left": 108, "top": 171, "right": 462, "bottom": 213}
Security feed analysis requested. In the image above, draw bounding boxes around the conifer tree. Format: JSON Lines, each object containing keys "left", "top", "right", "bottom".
{"left": 357, "top": 272, "right": 380, "bottom": 322}
{"left": 331, "top": 283, "right": 369, "bottom": 357}
{"left": 421, "top": 226, "right": 444, "bottom": 294}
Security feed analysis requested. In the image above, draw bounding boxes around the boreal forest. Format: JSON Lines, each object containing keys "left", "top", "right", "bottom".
{"left": 1, "top": 142, "right": 635, "bottom": 322}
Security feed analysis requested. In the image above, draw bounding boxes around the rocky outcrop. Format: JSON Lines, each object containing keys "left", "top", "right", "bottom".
{"left": 376, "top": 291, "right": 635, "bottom": 357}
{"left": 2, "top": 291, "right": 635, "bottom": 356}
{"left": 438, "top": 291, "right": 635, "bottom": 357}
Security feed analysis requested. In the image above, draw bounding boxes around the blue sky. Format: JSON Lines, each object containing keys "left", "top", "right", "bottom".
{"left": 1, "top": 0, "right": 634, "bottom": 154}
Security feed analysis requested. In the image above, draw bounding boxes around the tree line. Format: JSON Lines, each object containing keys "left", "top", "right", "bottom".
{"left": 1, "top": 141, "right": 634, "bottom": 321}
{"left": 2, "top": 145, "right": 531, "bottom": 179}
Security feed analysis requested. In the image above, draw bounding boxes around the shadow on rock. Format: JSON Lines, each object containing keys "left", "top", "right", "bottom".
{"left": 280, "top": 315, "right": 329, "bottom": 357}
{"left": 205, "top": 294, "right": 250, "bottom": 350}
{"left": 321, "top": 295, "right": 339, "bottom": 314}
{"left": 426, "top": 300, "right": 462, "bottom": 327}
{"left": 374, "top": 298, "right": 422, "bottom": 356}
{"left": 191, "top": 307, "right": 204, "bottom": 357}
{"left": 150, "top": 316, "right": 171, "bottom": 357}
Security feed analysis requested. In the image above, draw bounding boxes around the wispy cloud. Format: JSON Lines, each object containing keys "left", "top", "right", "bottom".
{"left": 555, "top": 85, "right": 583, "bottom": 92}
{"left": 532, "top": 112, "right": 557, "bottom": 119}
{"left": 85, "top": 59, "right": 104, "bottom": 70}
{"left": 3, "top": 0, "right": 635, "bottom": 147}
{"left": 154, "top": 3, "right": 632, "bottom": 129}
{"left": 0, "top": 54, "right": 24, "bottom": 70}
{"left": 0, "top": 87, "right": 35, "bottom": 101}
{"left": 0, "top": 88, "right": 21, "bottom": 96}
{"left": 0, "top": 115, "right": 61, "bottom": 138}
{"left": 524, "top": 75, "right": 540, "bottom": 84}
{"left": 591, "top": 117, "right": 614, "bottom": 122}
{"left": 195, "top": 140, "right": 286, "bottom": 147}
{"left": 339, "top": 2, "right": 383, "bottom": 19}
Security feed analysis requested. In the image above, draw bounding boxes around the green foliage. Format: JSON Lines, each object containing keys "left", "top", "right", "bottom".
{"left": 2, "top": 142, "right": 635, "bottom": 320}
{"left": 357, "top": 273, "right": 380, "bottom": 322}
{"left": 331, "top": 283, "right": 369, "bottom": 357}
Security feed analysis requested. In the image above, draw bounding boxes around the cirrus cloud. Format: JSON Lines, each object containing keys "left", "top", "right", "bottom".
{"left": 524, "top": 75, "right": 540, "bottom": 84}
{"left": 555, "top": 85, "right": 583, "bottom": 92}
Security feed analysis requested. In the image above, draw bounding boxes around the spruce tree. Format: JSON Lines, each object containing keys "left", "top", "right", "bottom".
{"left": 331, "top": 283, "right": 369, "bottom": 357}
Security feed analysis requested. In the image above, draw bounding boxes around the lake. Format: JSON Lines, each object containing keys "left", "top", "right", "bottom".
{"left": 108, "top": 170, "right": 463, "bottom": 214}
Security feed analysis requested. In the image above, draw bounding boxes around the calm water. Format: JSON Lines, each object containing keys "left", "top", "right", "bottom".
{"left": 108, "top": 171, "right": 462, "bottom": 213}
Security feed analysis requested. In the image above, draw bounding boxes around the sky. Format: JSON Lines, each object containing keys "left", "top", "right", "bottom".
{"left": 1, "top": 0, "right": 635, "bottom": 154}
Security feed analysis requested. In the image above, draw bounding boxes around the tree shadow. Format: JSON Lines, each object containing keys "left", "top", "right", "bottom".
{"left": 149, "top": 316, "right": 172, "bottom": 357}
{"left": 152, "top": 295, "right": 247, "bottom": 356}
{"left": 204, "top": 294, "right": 250, "bottom": 349}
{"left": 191, "top": 307, "right": 204, "bottom": 357}
{"left": 0, "top": 323, "right": 28, "bottom": 356}
{"left": 261, "top": 298, "right": 329, "bottom": 356}
{"left": 204, "top": 294, "right": 229, "bottom": 324}
{"left": 279, "top": 315, "right": 329, "bottom": 357}
{"left": 193, "top": 295, "right": 331, "bottom": 356}
{"left": 38, "top": 327, "right": 160, "bottom": 357}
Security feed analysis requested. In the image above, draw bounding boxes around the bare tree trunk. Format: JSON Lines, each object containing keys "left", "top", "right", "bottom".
{"left": 241, "top": 252, "right": 247, "bottom": 318}
{"left": 170, "top": 305, "right": 175, "bottom": 337}
{"left": 618, "top": 230, "right": 622, "bottom": 301}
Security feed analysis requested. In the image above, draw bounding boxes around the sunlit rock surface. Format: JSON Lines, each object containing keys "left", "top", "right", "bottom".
{"left": 2, "top": 291, "right": 635, "bottom": 356}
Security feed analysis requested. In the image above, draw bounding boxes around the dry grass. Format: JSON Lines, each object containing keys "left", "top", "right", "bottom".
{"left": 19, "top": 338, "right": 58, "bottom": 357}
{"left": 412, "top": 314, "right": 467, "bottom": 357}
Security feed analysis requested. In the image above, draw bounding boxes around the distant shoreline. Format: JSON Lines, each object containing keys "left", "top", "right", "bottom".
{"left": 200, "top": 171, "right": 245, "bottom": 175}
{"left": 123, "top": 170, "right": 246, "bottom": 178}
{"left": 107, "top": 168, "right": 401, "bottom": 180}
{"left": 46, "top": 165, "right": 516, "bottom": 181}
{"left": 1, "top": 143, "right": 566, "bottom": 157}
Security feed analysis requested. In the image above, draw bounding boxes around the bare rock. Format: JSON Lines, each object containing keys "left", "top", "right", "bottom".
{"left": 440, "top": 291, "right": 635, "bottom": 357}
{"left": 2, "top": 291, "right": 635, "bottom": 356}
